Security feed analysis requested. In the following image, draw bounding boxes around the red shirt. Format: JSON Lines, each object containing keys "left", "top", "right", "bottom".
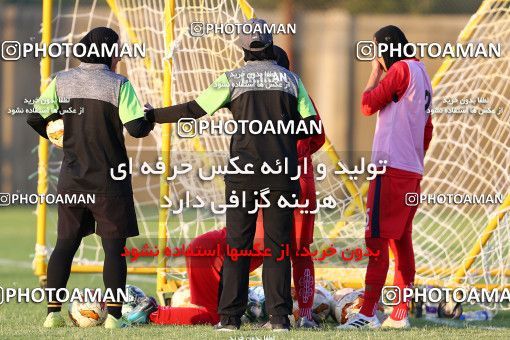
{"left": 361, "top": 59, "right": 433, "bottom": 165}
{"left": 297, "top": 98, "right": 325, "bottom": 177}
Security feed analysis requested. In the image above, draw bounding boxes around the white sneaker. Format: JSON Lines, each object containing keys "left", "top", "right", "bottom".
{"left": 381, "top": 316, "right": 410, "bottom": 329}
{"left": 43, "top": 312, "right": 66, "bottom": 328}
{"left": 337, "top": 313, "right": 381, "bottom": 329}
{"left": 296, "top": 316, "right": 319, "bottom": 329}
{"left": 104, "top": 314, "right": 130, "bottom": 329}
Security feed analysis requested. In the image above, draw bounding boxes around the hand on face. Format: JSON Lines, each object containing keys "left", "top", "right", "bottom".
{"left": 372, "top": 58, "right": 384, "bottom": 76}
{"left": 371, "top": 38, "right": 385, "bottom": 74}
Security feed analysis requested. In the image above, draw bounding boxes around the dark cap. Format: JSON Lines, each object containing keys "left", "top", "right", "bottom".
{"left": 239, "top": 18, "right": 273, "bottom": 51}
{"left": 78, "top": 27, "right": 119, "bottom": 68}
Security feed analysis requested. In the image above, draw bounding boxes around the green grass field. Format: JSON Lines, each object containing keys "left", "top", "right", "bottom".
{"left": 1, "top": 206, "right": 509, "bottom": 339}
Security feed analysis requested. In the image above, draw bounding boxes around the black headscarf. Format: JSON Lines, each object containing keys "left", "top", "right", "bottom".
{"left": 78, "top": 27, "right": 119, "bottom": 68}
{"left": 243, "top": 42, "right": 276, "bottom": 62}
{"left": 374, "top": 25, "right": 413, "bottom": 70}
{"left": 273, "top": 45, "right": 290, "bottom": 70}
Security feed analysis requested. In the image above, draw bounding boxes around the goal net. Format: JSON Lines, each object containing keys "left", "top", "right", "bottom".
{"left": 415, "top": 0, "right": 510, "bottom": 297}
{"left": 34, "top": 0, "right": 509, "bottom": 303}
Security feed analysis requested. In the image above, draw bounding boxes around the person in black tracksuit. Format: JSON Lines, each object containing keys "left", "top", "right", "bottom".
{"left": 144, "top": 19, "right": 317, "bottom": 330}
{"left": 27, "top": 27, "right": 153, "bottom": 328}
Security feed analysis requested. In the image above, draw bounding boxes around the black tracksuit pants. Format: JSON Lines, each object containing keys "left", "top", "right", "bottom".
{"left": 217, "top": 185, "right": 294, "bottom": 319}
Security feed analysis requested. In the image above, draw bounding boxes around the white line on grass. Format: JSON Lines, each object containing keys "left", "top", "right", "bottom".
{"left": 0, "top": 258, "right": 32, "bottom": 269}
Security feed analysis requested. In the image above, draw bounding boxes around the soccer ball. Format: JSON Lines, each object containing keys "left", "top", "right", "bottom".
{"left": 68, "top": 291, "right": 107, "bottom": 327}
{"left": 292, "top": 285, "right": 333, "bottom": 323}
{"left": 331, "top": 287, "right": 355, "bottom": 305}
{"left": 332, "top": 289, "right": 385, "bottom": 324}
{"left": 122, "top": 284, "right": 146, "bottom": 315}
{"left": 46, "top": 119, "right": 64, "bottom": 148}
{"left": 332, "top": 289, "right": 362, "bottom": 324}
{"left": 244, "top": 286, "right": 268, "bottom": 322}
{"left": 438, "top": 299, "right": 463, "bottom": 319}
{"left": 170, "top": 284, "right": 200, "bottom": 308}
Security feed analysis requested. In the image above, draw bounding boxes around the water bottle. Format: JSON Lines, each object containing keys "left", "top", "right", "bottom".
{"left": 424, "top": 286, "right": 438, "bottom": 319}
{"left": 425, "top": 300, "right": 438, "bottom": 319}
{"left": 459, "top": 310, "right": 493, "bottom": 321}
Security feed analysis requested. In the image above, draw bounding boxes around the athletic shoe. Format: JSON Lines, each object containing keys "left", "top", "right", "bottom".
{"left": 336, "top": 313, "right": 381, "bottom": 329}
{"left": 296, "top": 316, "right": 319, "bottom": 329}
{"left": 261, "top": 320, "right": 291, "bottom": 331}
{"left": 261, "top": 321, "right": 272, "bottom": 329}
{"left": 125, "top": 296, "right": 158, "bottom": 324}
{"left": 381, "top": 316, "right": 410, "bottom": 329}
{"left": 214, "top": 322, "right": 240, "bottom": 331}
{"left": 270, "top": 323, "right": 290, "bottom": 332}
{"left": 43, "top": 312, "right": 66, "bottom": 328}
{"left": 215, "top": 315, "right": 241, "bottom": 331}
{"left": 267, "top": 315, "right": 290, "bottom": 332}
{"left": 104, "top": 314, "right": 130, "bottom": 329}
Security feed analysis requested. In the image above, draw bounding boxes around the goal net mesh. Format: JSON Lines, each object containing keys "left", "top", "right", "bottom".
{"left": 35, "top": 0, "right": 509, "bottom": 303}
{"left": 416, "top": 0, "right": 510, "bottom": 299}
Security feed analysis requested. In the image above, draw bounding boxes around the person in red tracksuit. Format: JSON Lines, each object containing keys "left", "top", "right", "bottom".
{"left": 340, "top": 25, "right": 433, "bottom": 330}
{"left": 149, "top": 46, "right": 326, "bottom": 329}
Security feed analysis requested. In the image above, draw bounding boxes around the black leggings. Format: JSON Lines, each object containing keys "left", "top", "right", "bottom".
{"left": 46, "top": 237, "right": 127, "bottom": 318}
